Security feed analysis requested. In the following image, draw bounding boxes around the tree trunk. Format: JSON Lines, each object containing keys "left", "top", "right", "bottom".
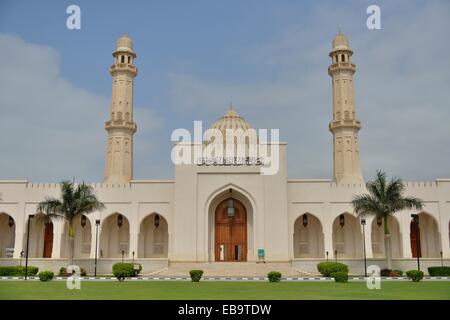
{"left": 384, "top": 215, "right": 392, "bottom": 270}
{"left": 68, "top": 221, "right": 74, "bottom": 266}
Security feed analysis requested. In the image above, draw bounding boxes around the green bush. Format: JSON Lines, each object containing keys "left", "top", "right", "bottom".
{"left": 331, "top": 271, "right": 348, "bottom": 283}
{"left": 189, "top": 270, "right": 204, "bottom": 282}
{"left": 427, "top": 266, "right": 450, "bottom": 277}
{"left": 38, "top": 271, "right": 54, "bottom": 282}
{"left": 133, "top": 263, "right": 143, "bottom": 275}
{"left": 267, "top": 271, "right": 282, "bottom": 282}
{"left": 381, "top": 268, "right": 403, "bottom": 277}
{"left": 0, "top": 266, "right": 39, "bottom": 277}
{"left": 112, "top": 263, "right": 136, "bottom": 281}
{"left": 317, "top": 262, "right": 349, "bottom": 277}
{"left": 406, "top": 270, "right": 424, "bottom": 282}
{"left": 59, "top": 267, "right": 87, "bottom": 277}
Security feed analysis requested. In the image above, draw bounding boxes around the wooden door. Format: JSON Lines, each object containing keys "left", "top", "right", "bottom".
{"left": 43, "top": 222, "right": 53, "bottom": 258}
{"left": 215, "top": 198, "right": 247, "bottom": 262}
{"left": 410, "top": 220, "right": 421, "bottom": 258}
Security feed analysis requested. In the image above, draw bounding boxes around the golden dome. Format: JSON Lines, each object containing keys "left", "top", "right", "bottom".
{"left": 209, "top": 105, "right": 252, "bottom": 134}
{"left": 332, "top": 32, "right": 350, "bottom": 51}
{"left": 114, "top": 34, "right": 135, "bottom": 55}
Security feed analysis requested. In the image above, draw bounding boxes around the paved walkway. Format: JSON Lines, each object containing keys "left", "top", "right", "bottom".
{"left": 1, "top": 276, "right": 449, "bottom": 282}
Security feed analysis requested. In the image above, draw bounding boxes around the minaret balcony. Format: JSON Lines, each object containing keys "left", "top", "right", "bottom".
{"left": 328, "top": 62, "right": 356, "bottom": 74}
{"left": 105, "top": 119, "right": 137, "bottom": 133}
{"left": 329, "top": 119, "right": 361, "bottom": 131}
{"left": 109, "top": 63, "right": 138, "bottom": 75}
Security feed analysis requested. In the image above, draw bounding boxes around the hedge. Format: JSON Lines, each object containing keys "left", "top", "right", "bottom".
{"left": 38, "top": 271, "right": 54, "bottom": 282}
{"left": 0, "top": 266, "right": 39, "bottom": 277}
{"left": 267, "top": 271, "right": 282, "bottom": 282}
{"left": 189, "top": 270, "right": 204, "bottom": 282}
{"left": 317, "top": 262, "right": 349, "bottom": 277}
{"left": 331, "top": 271, "right": 348, "bottom": 283}
{"left": 381, "top": 269, "right": 403, "bottom": 277}
{"left": 112, "top": 263, "right": 137, "bottom": 281}
{"left": 59, "top": 267, "right": 87, "bottom": 277}
{"left": 427, "top": 266, "right": 450, "bottom": 277}
{"left": 133, "top": 263, "right": 143, "bottom": 275}
{"left": 406, "top": 270, "right": 424, "bottom": 282}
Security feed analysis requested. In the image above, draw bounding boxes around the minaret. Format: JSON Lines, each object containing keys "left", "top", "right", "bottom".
{"left": 328, "top": 32, "right": 364, "bottom": 183}
{"left": 103, "top": 34, "right": 137, "bottom": 183}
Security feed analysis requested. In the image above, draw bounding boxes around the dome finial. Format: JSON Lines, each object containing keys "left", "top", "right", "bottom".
{"left": 332, "top": 31, "right": 349, "bottom": 50}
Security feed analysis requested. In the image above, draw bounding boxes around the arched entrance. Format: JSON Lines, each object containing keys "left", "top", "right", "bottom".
{"left": 332, "top": 212, "right": 363, "bottom": 258}
{"left": 138, "top": 213, "right": 169, "bottom": 258}
{"left": 215, "top": 198, "right": 247, "bottom": 261}
{"left": 0, "top": 213, "right": 15, "bottom": 258}
{"left": 61, "top": 215, "right": 92, "bottom": 259}
{"left": 100, "top": 213, "right": 130, "bottom": 258}
{"left": 410, "top": 212, "right": 440, "bottom": 258}
{"left": 27, "top": 214, "right": 53, "bottom": 258}
{"left": 293, "top": 213, "right": 324, "bottom": 258}
{"left": 371, "top": 215, "right": 402, "bottom": 258}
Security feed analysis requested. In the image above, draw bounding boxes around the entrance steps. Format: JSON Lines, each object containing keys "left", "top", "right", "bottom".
{"left": 153, "top": 262, "right": 309, "bottom": 277}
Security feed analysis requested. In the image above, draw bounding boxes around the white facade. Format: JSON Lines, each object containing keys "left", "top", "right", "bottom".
{"left": 0, "top": 34, "right": 449, "bottom": 274}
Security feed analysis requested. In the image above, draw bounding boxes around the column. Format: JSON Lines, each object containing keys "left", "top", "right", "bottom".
{"left": 12, "top": 208, "right": 25, "bottom": 259}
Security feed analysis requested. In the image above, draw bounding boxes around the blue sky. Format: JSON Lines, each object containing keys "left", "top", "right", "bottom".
{"left": 0, "top": 0, "right": 449, "bottom": 182}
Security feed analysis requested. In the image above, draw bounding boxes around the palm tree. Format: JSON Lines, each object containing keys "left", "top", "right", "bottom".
{"left": 351, "top": 171, "right": 423, "bottom": 269}
{"left": 37, "top": 180, "right": 105, "bottom": 266}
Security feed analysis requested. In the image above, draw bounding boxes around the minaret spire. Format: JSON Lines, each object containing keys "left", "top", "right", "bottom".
{"left": 328, "top": 33, "right": 364, "bottom": 183}
{"left": 103, "top": 34, "right": 138, "bottom": 183}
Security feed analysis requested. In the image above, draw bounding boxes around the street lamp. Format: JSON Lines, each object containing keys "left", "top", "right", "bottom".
{"left": 361, "top": 217, "right": 367, "bottom": 277}
{"left": 411, "top": 214, "right": 420, "bottom": 271}
{"left": 334, "top": 250, "right": 338, "bottom": 263}
{"left": 94, "top": 219, "right": 100, "bottom": 277}
{"left": 25, "top": 214, "right": 34, "bottom": 280}
{"left": 326, "top": 251, "right": 329, "bottom": 262}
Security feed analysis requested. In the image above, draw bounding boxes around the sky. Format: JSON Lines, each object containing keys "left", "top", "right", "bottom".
{"left": 0, "top": 0, "right": 449, "bottom": 182}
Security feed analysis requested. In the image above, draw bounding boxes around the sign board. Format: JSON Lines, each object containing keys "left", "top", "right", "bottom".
{"left": 257, "top": 249, "right": 265, "bottom": 258}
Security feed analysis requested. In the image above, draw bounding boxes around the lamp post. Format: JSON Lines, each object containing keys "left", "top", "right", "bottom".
{"left": 132, "top": 251, "right": 135, "bottom": 264}
{"left": 411, "top": 214, "right": 420, "bottom": 271}
{"left": 334, "top": 250, "right": 338, "bottom": 263}
{"left": 361, "top": 217, "right": 367, "bottom": 277}
{"left": 440, "top": 251, "right": 443, "bottom": 268}
{"left": 24, "top": 214, "right": 34, "bottom": 280}
{"left": 326, "top": 251, "right": 329, "bottom": 262}
{"left": 94, "top": 219, "right": 100, "bottom": 277}
{"left": 121, "top": 250, "right": 124, "bottom": 263}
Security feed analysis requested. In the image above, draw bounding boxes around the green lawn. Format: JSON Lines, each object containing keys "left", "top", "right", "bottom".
{"left": 0, "top": 281, "right": 449, "bottom": 300}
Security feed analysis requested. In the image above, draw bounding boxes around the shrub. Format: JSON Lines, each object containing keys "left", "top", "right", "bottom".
{"left": 133, "top": 263, "right": 143, "bottom": 275}
{"left": 267, "top": 271, "right": 282, "bottom": 282}
{"left": 59, "top": 267, "right": 87, "bottom": 277}
{"left": 381, "top": 268, "right": 403, "bottom": 277}
{"left": 317, "top": 262, "right": 349, "bottom": 277}
{"left": 381, "top": 268, "right": 392, "bottom": 277}
{"left": 427, "top": 266, "right": 450, "bottom": 277}
{"left": 331, "top": 271, "right": 348, "bottom": 283}
{"left": 189, "top": 270, "right": 204, "bottom": 282}
{"left": 38, "top": 271, "right": 54, "bottom": 282}
{"left": 406, "top": 270, "right": 424, "bottom": 282}
{"left": 391, "top": 269, "right": 403, "bottom": 277}
{"left": 112, "top": 263, "right": 136, "bottom": 281}
{"left": 0, "top": 266, "right": 39, "bottom": 277}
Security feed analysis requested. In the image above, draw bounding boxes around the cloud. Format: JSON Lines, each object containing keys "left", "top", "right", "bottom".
{"left": 167, "top": 1, "right": 450, "bottom": 181}
{"left": 0, "top": 33, "right": 164, "bottom": 182}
